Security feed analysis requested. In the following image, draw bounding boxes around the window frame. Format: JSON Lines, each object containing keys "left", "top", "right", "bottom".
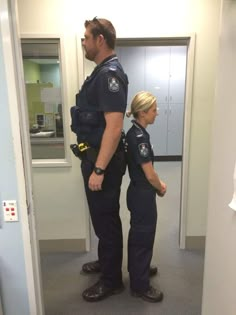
{"left": 21, "top": 34, "right": 71, "bottom": 168}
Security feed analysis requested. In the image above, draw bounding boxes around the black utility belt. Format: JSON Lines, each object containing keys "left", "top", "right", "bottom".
{"left": 70, "top": 143, "right": 98, "bottom": 163}
{"left": 131, "top": 180, "right": 155, "bottom": 190}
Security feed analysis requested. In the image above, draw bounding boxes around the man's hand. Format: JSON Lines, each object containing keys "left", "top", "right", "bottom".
{"left": 88, "top": 172, "right": 104, "bottom": 191}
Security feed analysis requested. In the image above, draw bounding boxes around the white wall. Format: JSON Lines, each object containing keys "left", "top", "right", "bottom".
{"left": 202, "top": 1, "right": 236, "bottom": 314}
{"left": 0, "top": 30, "right": 30, "bottom": 315}
{"left": 0, "top": 0, "right": 39, "bottom": 313}
{"left": 17, "top": 0, "right": 221, "bottom": 242}
{"left": 19, "top": 14, "right": 88, "bottom": 242}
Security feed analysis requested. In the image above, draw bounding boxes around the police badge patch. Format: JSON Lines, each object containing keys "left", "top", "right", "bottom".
{"left": 138, "top": 143, "right": 149, "bottom": 157}
{"left": 108, "top": 77, "right": 119, "bottom": 92}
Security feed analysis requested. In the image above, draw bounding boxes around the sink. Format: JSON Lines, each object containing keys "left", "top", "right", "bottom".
{"left": 30, "top": 131, "right": 55, "bottom": 138}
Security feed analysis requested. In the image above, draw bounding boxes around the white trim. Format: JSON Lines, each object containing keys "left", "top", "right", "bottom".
{"left": 76, "top": 35, "right": 91, "bottom": 251}
{"left": 21, "top": 33, "right": 72, "bottom": 168}
{"left": 0, "top": 0, "right": 44, "bottom": 314}
{"left": 76, "top": 34, "right": 86, "bottom": 85}
{"left": 179, "top": 33, "right": 196, "bottom": 249}
{"left": 32, "top": 159, "right": 71, "bottom": 168}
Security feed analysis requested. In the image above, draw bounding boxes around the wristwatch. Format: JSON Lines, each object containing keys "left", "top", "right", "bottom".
{"left": 94, "top": 166, "right": 105, "bottom": 175}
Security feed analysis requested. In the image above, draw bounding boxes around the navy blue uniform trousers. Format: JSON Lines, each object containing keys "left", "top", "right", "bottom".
{"left": 81, "top": 152, "right": 125, "bottom": 288}
{"left": 127, "top": 182, "right": 157, "bottom": 293}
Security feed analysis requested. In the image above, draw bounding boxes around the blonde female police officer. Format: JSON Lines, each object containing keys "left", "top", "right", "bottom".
{"left": 126, "top": 91, "right": 167, "bottom": 302}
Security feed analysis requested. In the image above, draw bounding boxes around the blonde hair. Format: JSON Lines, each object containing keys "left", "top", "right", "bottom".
{"left": 126, "top": 91, "right": 157, "bottom": 119}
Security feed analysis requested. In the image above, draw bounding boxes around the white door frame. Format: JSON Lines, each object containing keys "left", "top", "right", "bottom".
{"left": 179, "top": 34, "right": 195, "bottom": 249}
{"left": 1, "top": 0, "right": 44, "bottom": 313}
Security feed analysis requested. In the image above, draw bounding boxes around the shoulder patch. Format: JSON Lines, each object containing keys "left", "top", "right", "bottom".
{"left": 108, "top": 76, "right": 119, "bottom": 92}
{"left": 138, "top": 143, "right": 149, "bottom": 157}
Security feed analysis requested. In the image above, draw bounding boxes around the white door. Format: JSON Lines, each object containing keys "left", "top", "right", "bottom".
{"left": 2, "top": 0, "right": 44, "bottom": 314}
{"left": 19, "top": 36, "right": 89, "bottom": 252}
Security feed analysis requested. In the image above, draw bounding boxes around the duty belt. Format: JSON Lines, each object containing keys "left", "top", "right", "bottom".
{"left": 131, "top": 180, "right": 155, "bottom": 190}
{"left": 70, "top": 143, "right": 98, "bottom": 163}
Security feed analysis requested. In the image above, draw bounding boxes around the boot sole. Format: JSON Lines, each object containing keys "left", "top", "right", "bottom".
{"left": 131, "top": 290, "right": 164, "bottom": 303}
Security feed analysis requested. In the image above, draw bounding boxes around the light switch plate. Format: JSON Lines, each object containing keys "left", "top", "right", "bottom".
{"left": 2, "top": 200, "right": 18, "bottom": 222}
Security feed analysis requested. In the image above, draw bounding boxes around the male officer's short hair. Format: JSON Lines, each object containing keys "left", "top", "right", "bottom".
{"left": 84, "top": 17, "right": 116, "bottom": 49}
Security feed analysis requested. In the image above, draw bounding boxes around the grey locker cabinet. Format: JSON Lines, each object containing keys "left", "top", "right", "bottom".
{"left": 117, "top": 45, "right": 187, "bottom": 157}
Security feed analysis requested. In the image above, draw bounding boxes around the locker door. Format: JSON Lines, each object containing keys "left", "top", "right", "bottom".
{"left": 145, "top": 46, "right": 170, "bottom": 103}
{"left": 169, "top": 46, "right": 187, "bottom": 104}
{"left": 167, "top": 102, "right": 184, "bottom": 155}
{"left": 147, "top": 103, "right": 168, "bottom": 156}
{"left": 117, "top": 46, "right": 145, "bottom": 105}
{"left": 117, "top": 46, "right": 145, "bottom": 132}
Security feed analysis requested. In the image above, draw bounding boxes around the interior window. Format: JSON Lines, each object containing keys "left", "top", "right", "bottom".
{"left": 21, "top": 39, "right": 65, "bottom": 159}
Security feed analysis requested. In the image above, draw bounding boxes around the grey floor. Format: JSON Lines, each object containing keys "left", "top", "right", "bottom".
{"left": 40, "top": 162, "right": 204, "bottom": 315}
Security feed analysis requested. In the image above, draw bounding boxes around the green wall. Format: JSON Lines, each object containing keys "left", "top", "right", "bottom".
{"left": 23, "top": 59, "right": 40, "bottom": 83}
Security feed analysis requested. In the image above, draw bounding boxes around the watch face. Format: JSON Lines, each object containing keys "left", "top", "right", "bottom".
{"left": 94, "top": 167, "right": 105, "bottom": 175}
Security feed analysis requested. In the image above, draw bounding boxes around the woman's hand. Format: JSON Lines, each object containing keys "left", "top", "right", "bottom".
{"left": 157, "top": 181, "right": 167, "bottom": 197}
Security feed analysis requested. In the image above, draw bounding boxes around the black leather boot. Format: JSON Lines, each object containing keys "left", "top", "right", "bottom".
{"left": 82, "top": 280, "right": 125, "bottom": 302}
{"left": 131, "top": 285, "right": 163, "bottom": 303}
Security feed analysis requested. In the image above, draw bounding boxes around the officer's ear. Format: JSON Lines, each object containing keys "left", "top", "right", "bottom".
{"left": 97, "top": 34, "right": 106, "bottom": 46}
{"left": 139, "top": 110, "right": 146, "bottom": 118}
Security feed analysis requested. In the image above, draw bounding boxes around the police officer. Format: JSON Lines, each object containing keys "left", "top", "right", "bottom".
{"left": 125, "top": 91, "right": 167, "bottom": 302}
{"left": 73, "top": 17, "right": 128, "bottom": 302}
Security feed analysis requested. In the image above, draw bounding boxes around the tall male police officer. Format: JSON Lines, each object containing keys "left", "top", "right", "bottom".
{"left": 71, "top": 17, "right": 128, "bottom": 302}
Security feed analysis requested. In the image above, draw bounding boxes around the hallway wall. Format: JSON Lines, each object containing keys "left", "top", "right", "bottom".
{"left": 18, "top": 0, "right": 221, "bottom": 245}
{"left": 0, "top": 0, "right": 34, "bottom": 313}
{"left": 202, "top": 0, "right": 236, "bottom": 314}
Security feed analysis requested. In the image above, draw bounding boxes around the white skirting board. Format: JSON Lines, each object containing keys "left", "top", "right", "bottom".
{"left": 0, "top": 294, "right": 3, "bottom": 315}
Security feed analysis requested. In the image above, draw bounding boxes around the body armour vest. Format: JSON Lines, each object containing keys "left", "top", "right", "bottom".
{"left": 70, "top": 56, "right": 128, "bottom": 148}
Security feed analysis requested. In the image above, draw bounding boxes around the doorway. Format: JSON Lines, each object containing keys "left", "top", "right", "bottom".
{"left": 82, "top": 37, "right": 195, "bottom": 248}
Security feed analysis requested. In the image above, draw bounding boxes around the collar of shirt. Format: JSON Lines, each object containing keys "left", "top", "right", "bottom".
{"left": 95, "top": 54, "right": 118, "bottom": 70}
{"left": 132, "top": 120, "right": 148, "bottom": 137}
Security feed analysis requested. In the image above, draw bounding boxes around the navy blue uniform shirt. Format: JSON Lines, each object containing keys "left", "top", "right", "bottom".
{"left": 85, "top": 55, "right": 128, "bottom": 112}
{"left": 126, "top": 120, "right": 154, "bottom": 185}
{"left": 74, "top": 55, "right": 128, "bottom": 148}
